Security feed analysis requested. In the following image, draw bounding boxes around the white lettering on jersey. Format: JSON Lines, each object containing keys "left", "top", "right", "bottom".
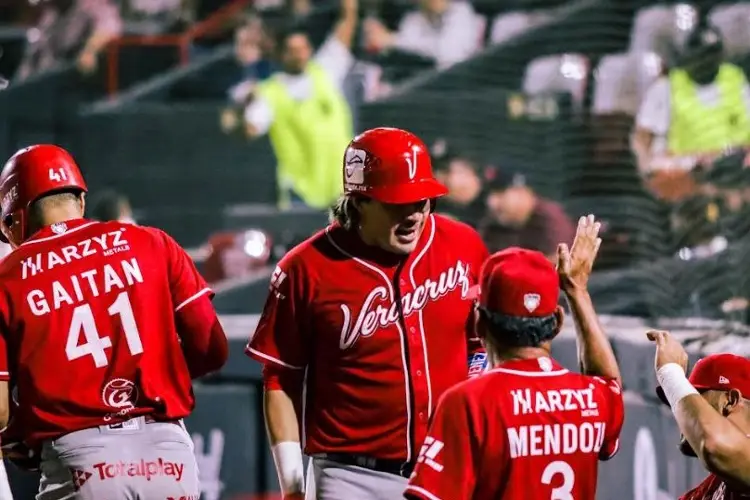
{"left": 510, "top": 386, "right": 599, "bottom": 417}
{"left": 21, "top": 229, "right": 130, "bottom": 279}
{"left": 339, "top": 260, "right": 471, "bottom": 350}
{"left": 26, "top": 258, "right": 144, "bottom": 316}
{"left": 507, "top": 422, "right": 607, "bottom": 458}
{"left": 416, "top": 436, "right": 444, "bottom": 472}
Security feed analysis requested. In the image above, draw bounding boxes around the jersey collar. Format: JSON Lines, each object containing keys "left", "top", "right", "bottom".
{"left": 491, "top": 356, "right": 566, "bottom": 374}
{"left": 25, "top": 218, "right": 92, "bottom": 244}
{"left": 333, "top": 214, "right": 435, "bottom": 268}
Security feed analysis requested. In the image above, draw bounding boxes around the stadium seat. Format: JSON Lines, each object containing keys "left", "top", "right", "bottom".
{"left": 522, "top": 53, "right": 589, "bottom": 108}
{"left": 489, "top": 10, "right": 553, "bottom": 45}
{"left": 592, "top": 51, "right": 664, "bottom": 116}
{"left": 629, "top": 3, "right": 698, "bottom": 61}
{"left": 708, "top": 3, "right": 750, "bottom": 58}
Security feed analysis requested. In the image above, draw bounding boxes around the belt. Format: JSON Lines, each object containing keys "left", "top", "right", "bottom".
{"left": 314, "top": 453, "right": 414, "bottom": 478}
{"left": 106, "top": 416, "right": 181, "bottom": 429}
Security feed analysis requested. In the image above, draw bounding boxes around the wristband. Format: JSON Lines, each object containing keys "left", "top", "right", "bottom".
{"left": 657, "top": 363, "right": 699, "bottom": 409}
{"left": 271, "top": 441, "right": 305, "bottom": 495}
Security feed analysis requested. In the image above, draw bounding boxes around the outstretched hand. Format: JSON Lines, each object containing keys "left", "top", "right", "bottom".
{"left": 557, "top": 214, "right": 602, "bottom": 293}
{"left": 646, "top": 329, "right": 688, "bottom": 373}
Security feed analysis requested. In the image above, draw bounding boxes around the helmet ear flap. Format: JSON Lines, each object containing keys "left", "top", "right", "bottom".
{"left": 1, "top": 211, "right": 26, "bottom": 247}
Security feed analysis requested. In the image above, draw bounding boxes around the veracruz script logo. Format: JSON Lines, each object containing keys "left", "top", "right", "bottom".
{"left": 339, "top": 260, "right": 471, "bottom": 349}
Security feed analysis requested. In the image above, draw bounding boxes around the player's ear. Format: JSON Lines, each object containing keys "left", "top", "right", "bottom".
{"left": 725, "top": 389, "right": 743, "bottom": 415}
{"left": 552, "top": 305, "right": 564, "bottom": 336}
{"left": 78, "top": 192, "right": 86, "bottom": 216}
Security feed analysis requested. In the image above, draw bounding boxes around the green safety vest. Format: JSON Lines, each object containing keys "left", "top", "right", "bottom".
{"left": 668, "top": 63, "right": 750, "bottom": 155}
{"left": 258, "top": 62, "right": 353, "bottom": 210}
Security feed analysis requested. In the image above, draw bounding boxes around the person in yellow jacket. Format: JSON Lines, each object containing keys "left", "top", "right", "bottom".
{"left": 244, "top": 0, "right": 358, "bottom": 210}
{"left": 632, "top": 24, "right": 750, "bottom": 176}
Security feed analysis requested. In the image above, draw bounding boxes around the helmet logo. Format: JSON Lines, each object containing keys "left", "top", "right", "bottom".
{"left": 405, "top": 146, "right": 419, "bottom": 180}
{"left": 1, "top": 185, "right": 18, "bottom": 213}
{"left": 344, "top": 147, "right": 366, "bottom": 187}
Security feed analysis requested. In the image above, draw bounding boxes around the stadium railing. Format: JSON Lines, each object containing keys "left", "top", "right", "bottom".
{"left": 104, "top": 0, "right": 252, "bottom": 95}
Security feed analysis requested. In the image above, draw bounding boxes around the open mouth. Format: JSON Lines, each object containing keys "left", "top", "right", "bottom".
{"left": 395, "top": 223, "right": 418, "bottom": 243}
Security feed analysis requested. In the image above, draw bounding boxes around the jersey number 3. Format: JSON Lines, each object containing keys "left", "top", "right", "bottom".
{"left": 541, "top": 460, "right": 575, "bottom": 500}
{"left": 65, "top": 291, "right": 143, "bottom": 368}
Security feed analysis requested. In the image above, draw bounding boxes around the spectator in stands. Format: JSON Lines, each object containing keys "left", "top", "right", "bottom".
{"left": 431, "top": 139, "right": 486, "bottom": 228}
{"left": 220, "top": 14, "right": 276, "bottom": 133}
{"left": 243, "top": 0, "right": 357, "bottom": 210}
{"left": 363, "top": 0, "right": 480, "bottom": 69}
{"left": 120, "top": 0, "right": 194, "bottom": 34}
{"left": 632, "top": 24, "right": 750, "bottom": 184}
{"left": 14, "top": 0, "right": 123, "bottom": 80}
{"left": 478, "top": 169, "right": 574, "bottom": 260}
{"left": 87, "top": 189, "right": 136, "bottom": 223}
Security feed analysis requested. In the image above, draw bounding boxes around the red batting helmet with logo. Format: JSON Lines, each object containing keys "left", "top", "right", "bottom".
{"left": 342, "top": 127, "right": 448, "bottom": 204}
{"left": 0, "top": 144, "right": 88, "bottom": 246}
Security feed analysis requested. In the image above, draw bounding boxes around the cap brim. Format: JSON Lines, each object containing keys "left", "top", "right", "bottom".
{"left": 368, "top": 179, "right": 449, "bottom": 204}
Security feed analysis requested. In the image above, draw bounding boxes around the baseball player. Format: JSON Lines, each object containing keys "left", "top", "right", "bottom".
{"left": 0, "top": 144, "right": 229, "bottom": 499}
{"left": 245, "top": 127, "right": 490, "bottom": 500}
{"left": 405, "top": 215, "right": 625, "bottom": 500}
{"left": 650, "top": 334, "right": 750, "bottom": 499}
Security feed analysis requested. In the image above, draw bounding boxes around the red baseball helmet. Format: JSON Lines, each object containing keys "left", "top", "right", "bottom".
{"left": 0, "top": 144, "right": 88, "bottom": 246}
{"left": 342, "top": 127, "right": 448, "bottom": 204}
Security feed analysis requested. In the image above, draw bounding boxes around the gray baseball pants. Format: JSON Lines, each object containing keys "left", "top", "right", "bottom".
{"left": 36, "top": 416, "right": 200, "bottom": 500}
{"left": 307, "top": 457, "right": 408, "bottom": 500}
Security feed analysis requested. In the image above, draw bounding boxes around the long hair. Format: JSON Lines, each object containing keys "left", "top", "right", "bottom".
{"left": 329, "top": 194, "right": 361, "bottom": 230}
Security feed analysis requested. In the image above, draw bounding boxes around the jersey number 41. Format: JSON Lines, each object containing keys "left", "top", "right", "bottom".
{"left": 65, "top": 291, "right": 144, "bottom": 368}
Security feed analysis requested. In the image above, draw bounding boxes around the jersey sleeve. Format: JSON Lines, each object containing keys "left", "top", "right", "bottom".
{"left": 405, "top": 387, "right": 481, "bottom": 500}
{"left": 593, "top": 376, "right": 624, "bottom": 460}
{"left": 155, "top": 229, "right": 214, "bottom": 311}
{"left": 245, "top": 255, "right": 310, "bottom": 370}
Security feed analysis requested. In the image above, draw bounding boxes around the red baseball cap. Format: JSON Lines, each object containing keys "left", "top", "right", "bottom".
{"left": 468, "top": 247, "right": 560, "bottom": 317}
{"left": 657, "top": 353, "right": 750, "bottom": 406}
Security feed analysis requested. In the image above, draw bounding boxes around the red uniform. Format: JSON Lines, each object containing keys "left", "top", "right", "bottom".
{"left": 247, "top": 213, "right": 488, "bottom": 461}
{"left": 0, "top": 218, "right": 213, "bottom": 450}
{"left": 681, "top": 474, "right": 750, "bottom": 500}
{"left": 405, "top": 358, "right": 624, "bottom": 500}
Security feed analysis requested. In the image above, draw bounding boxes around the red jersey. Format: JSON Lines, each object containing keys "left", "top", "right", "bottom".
{"left": 405, "top": 357, "right": 624, "bottom": 500}
{"left": 246, "top": 214, "right": 489, "bottom": 461}
{"left": 681, "top": 474, "right": 750, "bottom": 500}
{"left": 0, "top": 219, "right": 212, "bottom": 449}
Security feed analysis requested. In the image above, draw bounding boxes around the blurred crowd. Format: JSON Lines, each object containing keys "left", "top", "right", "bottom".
{"left": 4, "top": 0, "right": 750, "bottom": 290}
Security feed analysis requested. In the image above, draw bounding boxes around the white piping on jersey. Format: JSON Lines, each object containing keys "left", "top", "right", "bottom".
{"left": 325, "top": 227, "right": 414, "bottom": 462}
{"left": 403, "top": 485, "right": 442, "bottom": 500}
{"left": 602, "top": 438, "right": 620, "bottom": 460}
{"left": 488, "top": 367, "right": 569, "bottom": 377}
{"left": 301, "top": 365, "right": 309, "bottom": 449}
{"left": 246, "top": 346, "right": 304, "bottom": 370}
{"left": 175, "top": 287, "right": 213, "bottom": 312}
{"left": 408, "top": 214, "right": 435, "bottom": 419}
{"left": 19, "top": 221, "right": 97, "bottom": 247}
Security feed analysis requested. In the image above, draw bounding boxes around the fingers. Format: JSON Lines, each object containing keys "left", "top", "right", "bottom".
{"left": 556, "top": 243, "right": 570, "bottom": 270}
{"left": 646, "top": 329, "right": 669, "bottom": 344}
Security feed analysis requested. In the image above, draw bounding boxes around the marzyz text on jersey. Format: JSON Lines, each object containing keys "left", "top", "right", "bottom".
{"left": 21, "top": 229, "right": 130, "bottom": 279}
